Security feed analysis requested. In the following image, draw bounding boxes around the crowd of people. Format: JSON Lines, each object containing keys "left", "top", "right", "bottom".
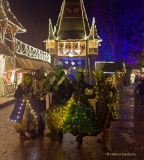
{"left": 10, "top": 66, "right": 120, "bottom": 152}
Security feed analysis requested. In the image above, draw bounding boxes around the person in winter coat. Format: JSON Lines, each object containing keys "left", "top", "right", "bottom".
{"left": 136, "top": 79, "right": 144, "bottom": 105}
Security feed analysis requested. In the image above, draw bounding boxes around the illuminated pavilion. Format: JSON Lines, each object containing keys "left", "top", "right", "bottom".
{"left": 44, "top": 0, "right": 102, "bottom": 81}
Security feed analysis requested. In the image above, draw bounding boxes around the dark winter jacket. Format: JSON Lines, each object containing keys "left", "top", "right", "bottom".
{"left": 137, "top": 80, "right": 144, "bottom": 95}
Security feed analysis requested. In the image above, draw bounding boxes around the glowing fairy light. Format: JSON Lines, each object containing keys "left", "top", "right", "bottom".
{"left": 68, "top": 53, "right": 74, "bottom": 57}
{"left": 71, "top": 61, "right": 75, "bottom": 65}
{"left": 65, "top": 61, "right": 69, "bottom": 64}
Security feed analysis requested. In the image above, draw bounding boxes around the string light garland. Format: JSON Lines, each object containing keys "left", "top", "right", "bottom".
{"left": 56, "top": 0, "right": 65, "bottom": 38}
{"left": 11, "top": 99, "right": 25, "bottom": 122}
{"left": 81, "top": 0, "right": 91, "bottom": 32}
{"left": 11, "top": 99, "right": 38, "bottom": 122}
{"left": 1, "top": 0, "right": 51, "bottom": 63}
{"left": 15, "top": 38, "right": 51, "bottom": 63}
{"left": 80, "top": 0, "right": 91, "bottom": 39}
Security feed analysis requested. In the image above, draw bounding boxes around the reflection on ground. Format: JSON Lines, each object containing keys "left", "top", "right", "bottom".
{"left": 0, "top": 86, "right": 143, "bottom": 160}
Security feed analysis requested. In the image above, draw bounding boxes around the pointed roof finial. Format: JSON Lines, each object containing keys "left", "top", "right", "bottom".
{"left": 48, "top": 18, "right": 55, "bottom": 40}
{"left": 89, "top": 17, "right": 102, "bottom": 42}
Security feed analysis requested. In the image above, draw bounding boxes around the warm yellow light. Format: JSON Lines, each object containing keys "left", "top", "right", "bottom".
{"left": 69, "top": 53, "right": 74, "bottom": 57}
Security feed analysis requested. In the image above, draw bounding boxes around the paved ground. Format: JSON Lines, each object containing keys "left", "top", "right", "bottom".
{"left": 0, "top": 86, "right": 144, "bottom": 160}
{"left": 0, "top": 97, "right": 15, "bottom": 108}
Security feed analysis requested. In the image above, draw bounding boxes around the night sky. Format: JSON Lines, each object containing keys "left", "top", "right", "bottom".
{"left": 9, "top": 0, "right": 61, "bottom": 49}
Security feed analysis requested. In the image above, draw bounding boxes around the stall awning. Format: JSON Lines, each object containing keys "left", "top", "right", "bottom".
{"left": 16, "top": 55, "right": 52, "bottom": 71}
{"left": 95, "top": 62, "right": 124, "bottom": 73}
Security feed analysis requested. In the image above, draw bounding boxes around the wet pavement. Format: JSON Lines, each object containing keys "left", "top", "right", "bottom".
{"left": 0, "top": 86, "right": 144, "bottom": 160}
{"left": 0, "top": 97, "right": 15, "bottom": 108}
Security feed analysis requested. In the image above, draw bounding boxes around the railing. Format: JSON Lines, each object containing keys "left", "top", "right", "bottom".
{"left": 15, "top": 39, "right": 51, "bottom": 63}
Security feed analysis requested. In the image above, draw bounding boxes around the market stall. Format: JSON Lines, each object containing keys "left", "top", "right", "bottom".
{"left": 0, "top": 43, "right": 15, "bottom": 96}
